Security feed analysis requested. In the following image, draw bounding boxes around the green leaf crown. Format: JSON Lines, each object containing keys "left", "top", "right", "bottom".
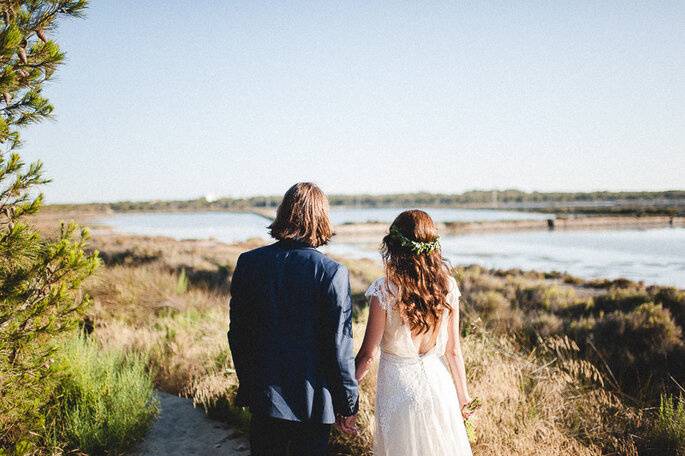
{"left": 388, "top": 226, "right": 441, "bottom": 255}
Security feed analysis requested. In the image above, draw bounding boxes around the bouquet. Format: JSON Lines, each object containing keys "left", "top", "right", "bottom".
{"left": 463, "top": 397, "right": 482, "bottom": 444}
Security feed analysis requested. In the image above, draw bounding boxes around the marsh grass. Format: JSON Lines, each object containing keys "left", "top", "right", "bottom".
{"left": 330, "top": 328, "right": 635, "bottom": 455}
{"left": 47, "top": 335, "right": 158, "bottom": 454}
{"left": 652, "top": 394, "right": 685, "bottom": 455}
{"left": 89, "top": 263, "right": 629, "bottom": 455}
{"left": 80, "top": 238, "right": 685, "bottom": 455}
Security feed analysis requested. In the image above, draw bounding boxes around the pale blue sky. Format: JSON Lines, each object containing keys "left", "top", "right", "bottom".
{"left": 20, "top": 1, "right": 685, "bottom": 203}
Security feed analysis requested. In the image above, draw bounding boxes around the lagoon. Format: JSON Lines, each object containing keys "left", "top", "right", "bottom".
{"left": 99, "top": 208, "right": 551, "bottom": 243}
{"left": 328, "top": 207, "right": 553, "bottom": 224}
{"left": 98, "top": 210, "right": 685, "bottom": 288}
{"left": 327, "top": 227, "right": 685, "bottom": 288}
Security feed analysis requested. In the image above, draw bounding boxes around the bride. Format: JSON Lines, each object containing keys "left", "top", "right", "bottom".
{"left": 355, "top": 210, "right": 473, "bottom": 456}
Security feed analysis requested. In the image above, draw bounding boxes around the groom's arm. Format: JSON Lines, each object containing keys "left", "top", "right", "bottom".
{"left": 228, "top": 254, "right": 253, "bottom": 406}
{"left": 325, "top": 265, "right": 359, "bottom": 417}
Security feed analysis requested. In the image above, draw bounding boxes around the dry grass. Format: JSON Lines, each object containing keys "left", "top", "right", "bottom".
{"left": 333, "top": 323, "right": 635, "bottom": 455}
{"left": 87, "top": 263, "right": 634, "bottom": 455}
{"left": 94, "top": 308, "right": 231, "bottom": 394}
{"left": 82, "top": 234, "right": 661, "bottom": 455}
{"left": 87, "top": 265, "right": 224, "bottom": 324}
{"left": 463, "top": 333, "right": 625, "bottom": 456}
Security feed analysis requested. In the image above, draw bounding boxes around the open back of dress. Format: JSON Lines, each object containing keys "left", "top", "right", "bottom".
{"left": 365, "top": 276, "right": 473, "bottom": 456}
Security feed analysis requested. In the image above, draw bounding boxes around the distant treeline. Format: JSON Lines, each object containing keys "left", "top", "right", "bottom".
{"left": 47, "top": 189, "right": 685, "bottom": 215}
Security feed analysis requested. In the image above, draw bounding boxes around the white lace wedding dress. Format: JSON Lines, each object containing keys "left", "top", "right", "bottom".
{"left": 366, "top": 277, "right": 473, "bottom": 456}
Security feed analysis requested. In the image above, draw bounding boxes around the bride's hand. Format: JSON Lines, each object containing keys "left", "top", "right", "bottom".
{"left": 460, "top": 396, "right": 480, "bottom": 420}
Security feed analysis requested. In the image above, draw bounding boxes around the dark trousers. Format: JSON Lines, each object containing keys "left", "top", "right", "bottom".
{"left": 249, "top": 414, "right": 331, "bottom": 456}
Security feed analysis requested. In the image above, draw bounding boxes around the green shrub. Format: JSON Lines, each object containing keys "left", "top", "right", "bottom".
{"left": 556, "top": 298, "right": 594, "bottom": 320}
{"left": 47, "top": 335, "right": 159, "bottom": 454}
{"left": 176, "top": 268, "right": 189, "bottom": 294}
{"left": 593, "top": 287, "right": 650, "bottom": 314}
{"left": 538, "top": 285, "right": 577, "bottom": 312}
{"left": 469, "top": 290, "right": 509, "bottom": 315}
{"left": 652, "top": 394, "right": 685, "bottom": 455}
{"left": 561, "top": 274, "right": 585, "bottom": 286}
{"left": 585, "top": 277, "right": 637, "bottom": 289}
{"left": 464, "top": 290, "right": 523, "bottom": 335}
{"left": 571, "top": 303, "right": 683, "bottom": 393}
{"left": 511, "top": 283, "right": 576, "bottom": 313}
{"left": 513, "top": 285, "right": 549, "bottom": 312}
{"left": 526, "top": 312, "right": 564, "bottom": 339}
{"left": 650, "top": 286, "right": 685, "bottom": 331}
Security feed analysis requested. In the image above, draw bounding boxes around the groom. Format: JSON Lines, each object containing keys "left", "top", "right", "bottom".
{"left": 228, "top": 182, "right": 359, "bottom": 455}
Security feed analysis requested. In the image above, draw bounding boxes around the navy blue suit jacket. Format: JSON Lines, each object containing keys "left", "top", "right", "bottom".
{"left": 228, "top": 240, "right": 359, "bottom": 424}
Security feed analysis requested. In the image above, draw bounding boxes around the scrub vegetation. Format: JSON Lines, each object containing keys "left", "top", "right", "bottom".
{"left": 59, "top": 232, "right": 685, "bottom": 455}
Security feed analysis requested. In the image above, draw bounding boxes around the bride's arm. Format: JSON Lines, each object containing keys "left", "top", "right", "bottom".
{"left": 445, "top": 300, "right": 472, "bottom": 411}
{"left": 355, "top": 296, "right": 386, "bottom": 382}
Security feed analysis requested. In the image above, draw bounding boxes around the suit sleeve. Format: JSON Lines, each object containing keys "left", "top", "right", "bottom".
{"left": 325, "top": 265, "right": 360, "bottom": 416}
{"left": 227, "top": 254, "right": 252, "bottom": 406}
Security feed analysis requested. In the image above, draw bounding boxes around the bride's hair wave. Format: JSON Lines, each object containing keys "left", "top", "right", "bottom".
{"left": 381, "top": 210, "right": 452, "bottom": 334}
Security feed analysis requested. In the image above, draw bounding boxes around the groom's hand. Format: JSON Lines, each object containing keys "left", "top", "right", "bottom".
{"left": 335, "top": 414, "right": 358, "bottom": 435}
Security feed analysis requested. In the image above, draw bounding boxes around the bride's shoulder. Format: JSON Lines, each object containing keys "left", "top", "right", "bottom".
{"left": 366, "top": 277, "right": 396, "bottom": 311}
{"left": 365, "top": 277, "right": 387, "bottom": 298}
{"left": 447, "top": 276, "right": 461, "bottom": 296}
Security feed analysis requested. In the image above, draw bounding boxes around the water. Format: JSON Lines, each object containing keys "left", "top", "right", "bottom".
{"left": 98, "top": 211, "right": 685, "bottom": 288}
{"left": 99, "top": 208, "right": 549, "bottom": 244}
{"left": 99, "top": 211, "right": 271, "bottom": 244}
{"left": 327, "top": 228, "right": 685, "bottom": 288}
{"left": 328, "top": 207, "right": 553, "bottom": 224}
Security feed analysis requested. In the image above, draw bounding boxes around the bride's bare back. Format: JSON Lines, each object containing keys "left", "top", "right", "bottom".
{"left": 355, "top": 276, "right": 473, "bottom": 456}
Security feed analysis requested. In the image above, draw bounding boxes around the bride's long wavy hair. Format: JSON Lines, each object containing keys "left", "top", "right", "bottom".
{"left": 381, "top": 210, "right": 452, "bottom": 334}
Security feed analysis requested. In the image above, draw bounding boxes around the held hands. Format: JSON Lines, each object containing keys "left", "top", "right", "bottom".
{"left": 335, "top": 414, "right": 358, "bottom": 435}
{"left": 460, "top": 397, "right": 481, "bottom": 420}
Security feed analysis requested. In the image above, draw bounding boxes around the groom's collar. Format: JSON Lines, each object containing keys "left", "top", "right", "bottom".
{"left": 276, "top": 239, "right": 316, "bottom": 250}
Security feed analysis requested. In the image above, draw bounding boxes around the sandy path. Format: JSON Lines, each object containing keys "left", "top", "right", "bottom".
{"left": 131, "top": 391, "right": 249, "bottom": 456}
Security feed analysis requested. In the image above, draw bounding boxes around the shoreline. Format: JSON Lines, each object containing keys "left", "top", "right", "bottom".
{"left": 333, "top": 215, "right": 684, "bottom": 240}
{"left": 69, "top": 208, "right": 684, "bottom": 235}
{"left": 29, "top": 210, "right": 685, "bottom": 289}
{"left": 33, "top": 207, "right": 685, "bottom": 239}
{"left": 77, "top": 228, "right": 685, "bottom": 291}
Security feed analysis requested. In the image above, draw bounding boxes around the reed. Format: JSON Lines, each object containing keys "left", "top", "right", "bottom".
{"left": 79, "top": 235, "right": 685, "bottom": 455}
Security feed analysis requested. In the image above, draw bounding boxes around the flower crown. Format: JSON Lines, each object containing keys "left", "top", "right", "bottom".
{"left": 388, "top": 226, "right": 441, "bottom": 255}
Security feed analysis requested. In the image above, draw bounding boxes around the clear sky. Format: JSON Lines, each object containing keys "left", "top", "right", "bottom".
{"left": 19, "top": 1, "right": 685, "bottom": 203}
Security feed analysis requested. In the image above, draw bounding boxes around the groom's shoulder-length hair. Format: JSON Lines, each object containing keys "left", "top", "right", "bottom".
{"left": 268, "top": 182, "right": 334, "bottom": 248}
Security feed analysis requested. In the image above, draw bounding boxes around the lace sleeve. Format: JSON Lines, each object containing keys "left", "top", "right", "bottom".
{"left": 365, "top": 277, "right": 390, "bottom": 311}
{"left": 448, "top": 277, "right": 461, "bottom": 306}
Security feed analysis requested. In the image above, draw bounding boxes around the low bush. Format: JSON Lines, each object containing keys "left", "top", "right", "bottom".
{"left": 86, "top": 265, "right": 225, "bottom": 325}
{"left": 46, "top": 335, "right": 159, "bottom": 454}
{"left": 650, "top": 286, "right": 685, "bottom": 330}
{"left": 454, "top": 265, "right": 685, "bottom": 400}
{"left": 464, "top": 290, "right": 523, "bottom": 335}
{"left": 593, "top": 287, "right": 651, "bottom": 314}
{"left": 571, "top": 302, "right": 683, "bottom": 394}
{"left": 525, "top": 312, "right": 564, "bottom": 339}
{"left": 78, "top": 247, "right": 685, "bottom": 456}
{"left": 513, "top": 284, "right": 577, "bottom": 312}
{"left": 651, "top": 394, "right": 685, "bottom": 455}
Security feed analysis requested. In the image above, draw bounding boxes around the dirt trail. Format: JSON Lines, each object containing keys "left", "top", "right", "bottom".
{"left": 131, "top": 391, "right": 249, "bottom": 456}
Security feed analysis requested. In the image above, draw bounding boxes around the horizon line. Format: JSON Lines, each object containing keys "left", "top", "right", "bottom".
{"left": 45, "top": 188, "right": 685, "bottom": 207}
